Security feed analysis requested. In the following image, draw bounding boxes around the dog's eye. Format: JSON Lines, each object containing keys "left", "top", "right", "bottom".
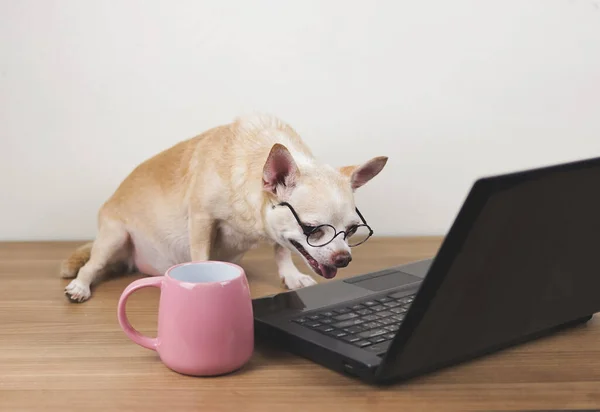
{"left": 346, "top": 226, "right": 358, "bottom": 236}
{"left": 304, "top": 225, "right": 325, "bottom": 239}
{"left": 303, "top": 225, "right": 318, "bottom": 234}
{"left": 305, "top": 226, "right": 336, "bottom": 246}
{"left": 310, "top": 228, "right": 324, "bottom": 238}
{"left": 307, "top": 227, "right": 327, "bottom": 244}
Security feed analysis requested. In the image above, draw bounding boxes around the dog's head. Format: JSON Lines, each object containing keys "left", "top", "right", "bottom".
{"left": 263, "top": 143, "right": 388, "bottom": 280}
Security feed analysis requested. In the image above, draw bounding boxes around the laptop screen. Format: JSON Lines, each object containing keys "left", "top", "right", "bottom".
{"left": 380, "top": 159, "right": 600, "bottom": 380}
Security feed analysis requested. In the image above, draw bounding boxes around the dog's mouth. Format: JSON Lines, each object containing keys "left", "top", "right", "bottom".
{"left": 290, "top": 240, "right": 338, "bottom": 279}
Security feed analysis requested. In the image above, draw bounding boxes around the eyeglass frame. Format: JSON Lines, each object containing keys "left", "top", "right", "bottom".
{"left": 276, "top": 202, "right": 374, "bottom": 247}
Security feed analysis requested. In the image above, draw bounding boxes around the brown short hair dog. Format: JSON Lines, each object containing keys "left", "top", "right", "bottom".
{"left": 61, "top": 114, "right": 388, "bottom": 302}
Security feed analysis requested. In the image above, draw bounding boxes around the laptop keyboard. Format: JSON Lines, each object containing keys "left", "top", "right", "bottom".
{"left": 291, "top": 291, "right": 416, "bottom": 354}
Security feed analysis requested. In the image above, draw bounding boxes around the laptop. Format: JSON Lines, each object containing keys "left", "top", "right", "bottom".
{"left": 252, "top": 156, "right": 600, "bottom": 384}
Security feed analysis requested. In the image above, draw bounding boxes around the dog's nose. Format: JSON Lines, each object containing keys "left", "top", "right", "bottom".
{"left": 332, "top": 252, "right": 352, "bottom": 268}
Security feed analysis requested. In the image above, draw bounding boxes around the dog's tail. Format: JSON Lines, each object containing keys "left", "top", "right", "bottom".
{"left": 59, "top": 242, "right": 93, "bottom": 279}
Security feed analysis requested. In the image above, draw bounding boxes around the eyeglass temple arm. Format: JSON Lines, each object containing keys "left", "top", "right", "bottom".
{"left": 355, "top": 207, "right": 374, "bottom": 236}
{"left": 278, "top": 202, "right": 310, "bottom": 231}
{"left": 355, "top": 207, "right": 367, "bottom": 224}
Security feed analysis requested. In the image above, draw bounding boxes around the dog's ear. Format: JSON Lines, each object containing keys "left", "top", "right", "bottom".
{"left": 263, "top": 143, "right": 299, "bottom": 197}
{"left": 339, "top": 156, "right": 388, "bottom": 190}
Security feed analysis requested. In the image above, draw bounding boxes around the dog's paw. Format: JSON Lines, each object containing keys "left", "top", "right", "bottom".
{"left": 65, "top": 279, "right": 91, "bottom": 303}
{"left": 281, "top": 271, "right": 317, "bottom": 290}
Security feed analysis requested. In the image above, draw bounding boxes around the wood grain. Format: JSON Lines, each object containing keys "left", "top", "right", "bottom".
{"left": 1, "top": 238, "right": 600, "bottom": 411}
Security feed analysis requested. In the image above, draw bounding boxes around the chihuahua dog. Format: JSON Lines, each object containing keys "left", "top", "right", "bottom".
{"left": 61, "top": 114, "right": 388, "bottom": 302}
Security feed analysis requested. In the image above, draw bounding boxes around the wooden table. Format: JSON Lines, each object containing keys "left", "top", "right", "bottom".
{"left": 1, "top": 238, "right": 600, "bottom": 411}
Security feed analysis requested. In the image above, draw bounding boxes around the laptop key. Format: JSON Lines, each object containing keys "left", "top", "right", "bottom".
{"left": 391, "top": 314, "right": 405, "bottom": 322}
{"left": 370, "top": 336, "right": 386, "bottom": 344}
{"left": 333, "top": 308, "right": 352, "bottom": 314}
{"left": 389, "top": 291, "right": 412, "bottom": 299}
{"left": 362, "top": 314, "right": 379, "bottom": 322}
{"left": 358, "top": 328, "right": 387, "bottom": 339}
{"left": 375, "top": 297, "right": 392, "bottom": 303}
{"left": 385, "top": 324, "right": 400, "bottom": 332}
{"left": 363, "top": 301, "right": 377, "bottom": 306}
{"left": 384, "top": 333, "right": 396, "bottom": 340}
{"left": 375, "top": 311, "right": 394, "bottom": 318}
{"left": 350, "top": 304, "right": 365, "bottom": 311}
{"left": 315, "top": 325, "right": 335, "bottom": 333}
{"left": 342, "top": 335, "right": 361, "bottom": 343}
{"left": 332, "top": 318, "right": 364, "bottom": 328}
{"left": 320, "top": 318, "right": 334, "bottom": 324}
{"left": 390, "top": 307, "right": 407, "bottom": 314}
{"left": 378, "top": 318, "right": 395, "bottom": 326}
{"left": 306, "top": 322, "right": 322, "bottom": 328}
{"left": 293, "top": 318, "right": 308, "bottom": 324}
{"left": 333, "top": 312, "right": 359, "bottom": 321}
{"left": 307, "top": 314, "right": 322, "bottom": 320}
{"left": 383, "top": 301, "right": 401, "bottom": 308}
{"left": 354, "top": 340, "right": 372, "bottom": 348}
{"left": 331, "top": 330, "right": 348, "bottom": 338}
{"left": 362, "top": 321, "right": 382, "bottom": 329}
{"left": 370, "top": 305, "right": 386, "bottom": 312}
{"left": 319, "top": 311, "right": 335, "bottom": 317}
{"left": 345, "top": 325, "right": 366, "bottom": 334}
{"left": 365, "top": 340, "right": 392, "bottom": 354}
{"left": 356, "top": 309, "right": 372, "bottom": 316}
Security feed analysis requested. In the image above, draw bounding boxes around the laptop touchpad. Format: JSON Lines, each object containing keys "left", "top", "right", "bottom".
{"left": 347, "top": 271, "right": 422, "bottom": 292}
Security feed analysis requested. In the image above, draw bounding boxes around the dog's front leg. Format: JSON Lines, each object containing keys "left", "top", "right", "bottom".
{"left": 189, "top": 212, "right": 214, "bottom": 261}
{"left": 274, "top": 244, "right": 317, "bottom": 289}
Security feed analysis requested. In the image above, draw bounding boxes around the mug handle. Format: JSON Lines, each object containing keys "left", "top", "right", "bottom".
{"left": 117, "top": 276, "right": 163, "bottom": 351}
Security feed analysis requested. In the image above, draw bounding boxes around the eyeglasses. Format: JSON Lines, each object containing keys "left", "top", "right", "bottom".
{"left": 278, "top": 202, "right": 373, "bottom": 247}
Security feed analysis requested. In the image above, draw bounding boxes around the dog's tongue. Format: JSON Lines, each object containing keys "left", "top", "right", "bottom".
{"left": 319, "top": 264, "right": 338, "bottom": 279}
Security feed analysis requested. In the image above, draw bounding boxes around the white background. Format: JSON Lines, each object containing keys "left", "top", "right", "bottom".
{"left": 1, "top": 0, "right": 600, "bottom": 241}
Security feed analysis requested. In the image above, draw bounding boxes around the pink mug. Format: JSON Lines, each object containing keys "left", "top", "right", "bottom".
{"left": 117, "top": 261, "right": 254, "bottom": 376}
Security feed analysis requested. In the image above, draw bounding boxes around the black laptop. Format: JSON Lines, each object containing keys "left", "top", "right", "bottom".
{"left": 252, "top": 156, "right": 600, "bottom": 384}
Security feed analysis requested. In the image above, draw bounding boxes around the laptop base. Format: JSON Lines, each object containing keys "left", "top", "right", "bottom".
{"left": 255, "top": 311, "right": 593, "bottom": 384}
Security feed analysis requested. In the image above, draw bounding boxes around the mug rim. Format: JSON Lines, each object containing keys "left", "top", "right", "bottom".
{"left": 165, "top": 260, "right": 245, "bottom": 285}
